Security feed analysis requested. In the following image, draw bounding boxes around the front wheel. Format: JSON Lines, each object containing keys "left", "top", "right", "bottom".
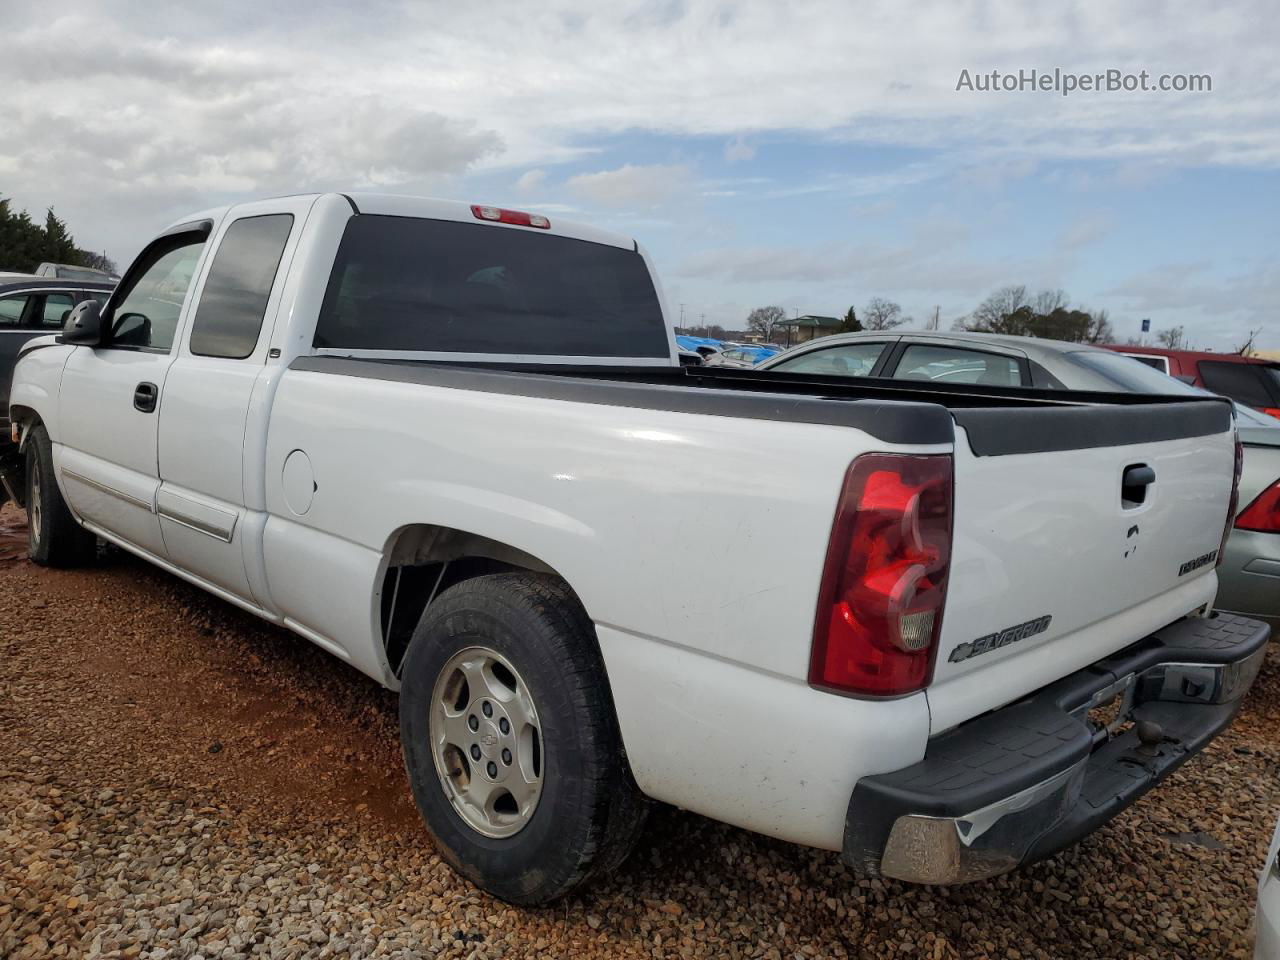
{"left": 25, "top": 425, "right": 96, "bottom": 567}
{"left": 399, "top": 572, "right": 646, "bottom": 904}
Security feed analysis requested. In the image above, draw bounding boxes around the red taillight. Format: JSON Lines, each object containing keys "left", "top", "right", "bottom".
{"left": 470, "top": 204, "right": 550, "bottom": 229}
{"left": 1218, "top": 436, "right": 1244, "bottom": 564}
{"left": 1236, "top": 477, "right": 1280, "bottom": 532}
{"left": 809, "top": 454, "right": 953, "bottom": 697}
{"left": 1262, "top": 408, "right": 1280, "bottom": 422}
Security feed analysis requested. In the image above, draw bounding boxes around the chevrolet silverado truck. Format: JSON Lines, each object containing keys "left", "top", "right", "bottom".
{"left": 5, "top": 193, "right": 1268, "bottom": 904}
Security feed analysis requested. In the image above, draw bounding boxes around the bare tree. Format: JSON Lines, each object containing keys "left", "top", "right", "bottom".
{"left": 862, "top": 297, "right": 907, "bottom": 330}
{"left": 1084, "top": 307, "right": 1115, "bottom": 344}
{"left": 1156, "top": 325, "right": 1186, "bottom": 349}
{"left": 1234, "top": 327, "right": 1262, "bottom": 355}
{"left": 969, "top": 285, "right": 1029, "bottom": 332}
{"left": 745, "top": 306, "right": 787, "bottom": 342}
{"left": 1032, "top": 288, "right": 1069, "bottom": 316}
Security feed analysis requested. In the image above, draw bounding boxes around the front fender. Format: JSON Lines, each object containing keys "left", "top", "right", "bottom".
{"left": 10, "top": 342, "right": 75, "bottom": 443}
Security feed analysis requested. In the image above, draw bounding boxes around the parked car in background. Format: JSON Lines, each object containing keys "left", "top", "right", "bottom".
{"left": 6, "top": 194, "right": 1263, "bottom": 906}
{"left": 34, "top": 262, "right": 120, "bottom": 282}
{"left": 1101, "top": 344, "right": 1280, "bottom": 421}
{"left": 760, "top": 330, "right": 1280, "bottom": 630}
{"left": 674, "top": 335, "right": 722, "bottom": 359}
{"left": 0, "top": 276, "right": 115, "bottom": 456}
{"left": 1258, "top": 810, "right": 1280, "bottom": 959}
{"left": 703, "top": 344, "right": 779, "bottom": 368}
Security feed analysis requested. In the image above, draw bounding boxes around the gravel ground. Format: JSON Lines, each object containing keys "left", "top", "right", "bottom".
{"left": 1, "top": 501, "right": 1277, "bottom": 959}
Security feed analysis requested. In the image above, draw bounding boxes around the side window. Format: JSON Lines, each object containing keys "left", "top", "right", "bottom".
{"left": 0, "top": 294, "right": 30, "bottom": 327}
{"left": 108, "top": 237, "right": 206, "bottom": 351}
{"left": 38, "top": 293, "right": 76, "bottom": 328}
{"left": 189, "top": 214, "right": 294, "bottom": 359}
{"left": 894, "top": 344, "right": 1022, "bottom": 386}
{"left": 769, "top": 342, "right": 887, "bottom": 377}
{"left": 1124, "top": 354, "right": 1169, "bottom": 373}
{"left": 1028, "top": 360, "right": 1067, "bottom": 390}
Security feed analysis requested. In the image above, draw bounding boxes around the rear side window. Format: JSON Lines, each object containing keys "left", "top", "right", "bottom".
{"left": 314, "top": 215, "right": 669, "bottom": 357}
{"left": 39, "top": 293, "right": 75, "bottom": 328}
{"left": 190, "top": 214, "right": 294, "bottom": 359}
{"left": 894, "top": 344, "right": 1022, "bottom": 386}
{"left": 1198, "top": 360, "right": 1280, "bottom": 408}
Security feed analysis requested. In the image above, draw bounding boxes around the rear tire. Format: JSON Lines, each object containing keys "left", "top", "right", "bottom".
{"left": 399, "top": 572, "right": 646, "bottom": 904}
{"left": 25, "top": 425, "right": 96, "bottom": 567}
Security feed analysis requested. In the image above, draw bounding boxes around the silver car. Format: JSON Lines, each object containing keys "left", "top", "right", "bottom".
{"left": 761, "top": 331, "right": 1280, "bottom": 629}
{"left": 1260, "top": 810, "right": 1280, "bottom": 958}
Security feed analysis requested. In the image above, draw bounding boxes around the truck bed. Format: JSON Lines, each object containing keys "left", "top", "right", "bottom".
{"left": 294, "top": 355, "right": 1233, "bottom": 453}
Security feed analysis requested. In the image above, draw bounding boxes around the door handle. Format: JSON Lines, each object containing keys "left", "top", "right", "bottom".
{"left": 1122, "top": 464, "right": 1155, "bottom": 506}
{"left": 1123, "top": 465, "right": 1156, "bottom": 488}
{"left": 134, "top": 382, "right": 159, "bottom": 413}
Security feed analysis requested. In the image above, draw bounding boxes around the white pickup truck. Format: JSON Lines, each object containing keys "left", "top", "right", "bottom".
{"left": 6, "top": 193, "right": 1268, "bottom": 904}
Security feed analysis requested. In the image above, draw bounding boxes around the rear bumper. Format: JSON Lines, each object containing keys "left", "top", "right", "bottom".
{"left": 1218, "top": 528, "right": 1280, "bottom": 631}
{"left": 1257, "top": 841, "right": 1280, "bottom": 960}
{"left": 844, "top": 612, "right": 1269, "bottom": 884}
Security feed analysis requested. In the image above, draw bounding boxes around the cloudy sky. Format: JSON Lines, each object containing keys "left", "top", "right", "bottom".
{"left": 3, "top": 0, "right": 1278, "bottom": 348}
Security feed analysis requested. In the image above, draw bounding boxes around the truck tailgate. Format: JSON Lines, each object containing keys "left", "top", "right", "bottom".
{"left": 928, "top": 401, "right": 1237, "bottom": 733}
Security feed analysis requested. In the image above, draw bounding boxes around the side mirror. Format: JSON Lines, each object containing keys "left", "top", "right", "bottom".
{"left": 62, "top": 299, "right": 104, "bottom": 346}
{"left": 112, "top": 313, "right": 152, "bottom": 347}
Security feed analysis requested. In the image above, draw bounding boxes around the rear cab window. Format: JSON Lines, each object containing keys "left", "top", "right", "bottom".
{"left": 313, "top": 215, "right": 670, "bottom": 359}
{"left": 1198, "top": 360, "right": 1280, "bottom": 409}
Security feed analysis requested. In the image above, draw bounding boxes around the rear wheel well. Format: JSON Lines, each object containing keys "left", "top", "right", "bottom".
{"left": 379, "top": 524, "right": 583, "bottom": 676}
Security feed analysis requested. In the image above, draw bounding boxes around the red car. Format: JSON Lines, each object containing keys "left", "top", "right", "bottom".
{"left": 1100, "top": 344, "right": 1280, "bottom": 420}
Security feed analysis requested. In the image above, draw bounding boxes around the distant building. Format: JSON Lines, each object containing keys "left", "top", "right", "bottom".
{"left": 775, "top": 315, "right": 841, "bottom": 346}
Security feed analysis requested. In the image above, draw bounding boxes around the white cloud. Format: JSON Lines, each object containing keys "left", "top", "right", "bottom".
{"left": 2, "top": 1, "right": 1279, "bottom": 261}
{"left": 723, "top": 136, "right": 756, "bottom": 163}
{"left": 566, "top": 163, "right": 691, "bottom": 209}
{"left": 515, "top": 169, "right": 547, "bottom": 192}
{"left": 1100, "top": 260, "right": 1280, "bottom": 349}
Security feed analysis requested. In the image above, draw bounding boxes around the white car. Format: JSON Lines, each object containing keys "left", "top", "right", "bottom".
{"left": 1259, "top": 813, "right": 1280, "bottom": 958}
{"left": 7, "top": 193, "right": 1267, "bottom": 905}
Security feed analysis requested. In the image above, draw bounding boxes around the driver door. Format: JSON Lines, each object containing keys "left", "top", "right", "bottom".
{"left": 57, "top": 222, "right": 213, "bottom": 559}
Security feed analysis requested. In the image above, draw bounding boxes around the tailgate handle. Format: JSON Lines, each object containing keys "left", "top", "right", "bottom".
{"left": 1122, "top": 464, "right": 1156, "bottom": 506}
